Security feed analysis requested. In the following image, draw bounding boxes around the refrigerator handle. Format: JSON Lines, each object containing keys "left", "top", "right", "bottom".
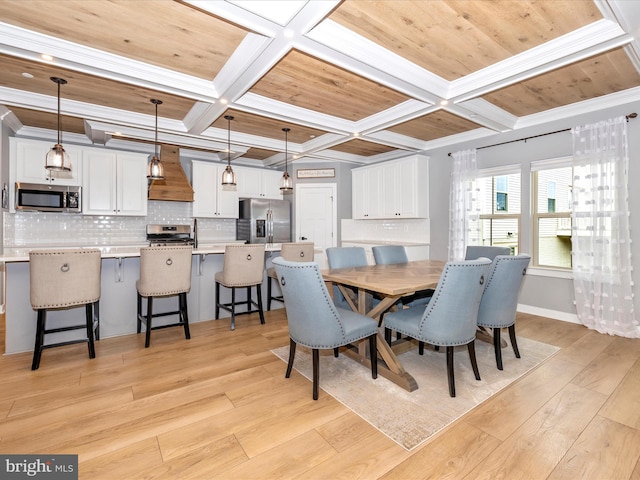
{"left": 267, "top": 209, "right": 273, "bottom": 244}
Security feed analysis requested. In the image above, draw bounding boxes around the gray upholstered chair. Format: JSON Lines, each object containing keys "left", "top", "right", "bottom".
{"left": 372, "top": 245, "right": 408, "bottom": 265}
{"left": 477, "top": 254, "right": 531, "bottom": 370}
{"left": 465, "top": 245, "right": 511, "bottom": 261}
{"left": 272, "top": 257, "right": 378, "bottom": 400}
{"left": 29, "top": 248, "right": 102, "bottom": 370}
{"left": 215, "top": 244, "right": 266, "bottom": 330}
{"left": 383, "top": 258, "right": 492, "bottom": 397}
{"left": 325, "top": 246, "right": 369, "bottom": 310}
{"left": 137, "top": 246, "right": 193, "bottom": 348}
{"left": 267, "top": 242, "right": 314, "bottom": 310}
{"left": 372, "top": 245, "right": 433, "bottom": 311}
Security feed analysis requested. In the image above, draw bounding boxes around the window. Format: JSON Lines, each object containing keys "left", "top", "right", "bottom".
{"left": 470, "top": 168, "right": 520, "bottom": 254}
{"left": 532, "top": 159, "right": 572, "bottom": 269}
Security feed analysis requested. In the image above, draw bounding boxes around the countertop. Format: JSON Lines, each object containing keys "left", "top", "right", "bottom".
{"left": 0, "top": 242, "right": 285, "bottom": 262}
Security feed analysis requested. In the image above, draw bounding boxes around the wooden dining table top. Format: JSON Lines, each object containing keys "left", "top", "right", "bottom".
{"left": 322, "top": 259, "right": 446, "bottom": 296}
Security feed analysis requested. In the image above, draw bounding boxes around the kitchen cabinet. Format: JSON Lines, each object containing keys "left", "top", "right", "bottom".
{"left": 352, "top": 155, "right": 428, "bottom": 219}
{"left": 82, "top": 150, "right": 148, "bottom": 216}
{"left": 191, "top": 161, "right": 239, "bottom": 218}
{"left": 10, "top": 137, "right": 82, "bottom": 186}
{"left": 352, "top": 167, "right": 382, "bottom": 219}
{"left": 235, "top": 166, "right": 283, "bottom": 199}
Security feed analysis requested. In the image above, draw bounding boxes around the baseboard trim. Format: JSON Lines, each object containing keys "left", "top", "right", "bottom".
{"left": 517, "top": 304, "right": 580, "bottom": 324}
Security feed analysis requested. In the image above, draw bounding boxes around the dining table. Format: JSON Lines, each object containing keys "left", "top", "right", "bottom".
{"left": 323, "top": 259, "right": 446, "bottom": 392}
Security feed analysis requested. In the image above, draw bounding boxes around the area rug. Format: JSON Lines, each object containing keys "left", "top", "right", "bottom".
{"left": 271, "top": 336, "right": 559, "bottom": 450}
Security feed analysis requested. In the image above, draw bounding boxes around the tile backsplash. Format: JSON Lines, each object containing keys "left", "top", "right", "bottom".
{"left": 3, "top": 201, "right": 236, "bottom": 247}
{"left": 341, "top": 218, "right": 430, "bottom": 244}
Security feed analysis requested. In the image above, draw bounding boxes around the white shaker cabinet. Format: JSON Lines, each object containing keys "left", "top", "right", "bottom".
{"left": 235, "top": 166, "right": 283, "bottom": 199}
{"left": 10, "top": 137, "right": 82, "bottom": 186}
{"left": 191, "top": 161, "right": 239, "bottom": 218}
{"left": 83, "top": 150, "right": 148, "bottom": 216}
{"left": 352, "top": 155, "right": 428, "bottom": 219}
{"left": 352, "top": 166, "right": 382, "bottom": 219}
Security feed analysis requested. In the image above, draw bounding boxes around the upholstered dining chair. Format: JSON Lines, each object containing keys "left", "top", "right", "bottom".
{"left": 266, "top": 242, "right": 314, "bottom": 310}
{"left": 272, "top": 257, "right": 378, "bottom": 400}
{"left": 477, "top": 254, "right": 531, "bottom": 370}
{"left": 372, "top": 245, "right": 433, "bottom": 311}
{"left": 325, "top": 246, "right": 369, "bottom": 310}
{"left": 215, "top": 244, "right": 266, "bottom": 331}
{"left": 465, "top": 245, "right": 511, "bottom": 261}
{"left": 383, "top": 258, "right": 492, "bottom": 397}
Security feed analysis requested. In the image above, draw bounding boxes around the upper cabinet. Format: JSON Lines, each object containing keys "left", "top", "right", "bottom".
{"left": 352, "top": 155, "right": 429, "bottom": 220}
{"left": 83, "top": 150, "right": 148, "bottom": 216}
{"left": 10, "top": 137, "right": 82, "bottom": 186}
{"left": 235, "top": 166, "right": 283, "bottom": 200}
{"left": 191, "top": 161, "right": 239, "bottom": 218}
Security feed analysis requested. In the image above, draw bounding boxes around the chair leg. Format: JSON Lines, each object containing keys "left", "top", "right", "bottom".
{"left": 256, "top": 284, "right": 265, "bottom": 325}
{"left": 509, "top": 325, "right": 521, "bottom": 359}
{"left": 333, "top": 347, "right": 339, "bottom": 357}
{"left": 493, "top": 327, "right": 503, "bottom": 370}
{"left": 215, "top": 282, "right": 221, "bottom": 320}
{"left": 285, "top": 338, "right": 296, "bottom": 378}
{"left": 85, "top": 303, "right": 96, "bottom": 359}
{"left": 312, "top": 348, "right": 320, "bottom": 400}
{"left": 31, "top": 309, "right": 46, "bottom": 370}
{"left": 180, "top": 292, "right": 191, "bottom": 340}
{"left": 418, "top": 341, "right": 424, "bottom": 355}
{"left": 230, "top": 287, "right": 237, "bottom": 330}
{"left": 468, "top": 341, "right": 481, "bottom": 380}
{"left": 384, "top": 327, "right": 392, "bottom": 345}
{"left": 369, "top": 334, "right": 378, "bottom": 379}
{"left": 145, "top": 297, "right": 153, "bottom": 348}
{"left": 94, "top": 301, "right": 100, "bottom": 341}
{"left": 267, "top": 277, "right": 273, "bottom": 311}
{"left": 446, "top": 346, "right": 455, "bottom": 397}
{"left": 137, "top": 293, "right": 142, "bottom": 333}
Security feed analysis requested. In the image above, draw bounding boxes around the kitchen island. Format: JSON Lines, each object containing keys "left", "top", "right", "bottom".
{"left": 1, "top": 243, "right": 286, "bottom": 354}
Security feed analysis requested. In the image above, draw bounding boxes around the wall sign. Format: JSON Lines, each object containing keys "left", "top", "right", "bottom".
{"left": 296, "top": 168, "right": 335, "bottom": 179}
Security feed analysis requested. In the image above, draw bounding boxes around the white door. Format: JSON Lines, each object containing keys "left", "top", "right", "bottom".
{"left": 295, "top": 183, "right": 337, "bottom": 269}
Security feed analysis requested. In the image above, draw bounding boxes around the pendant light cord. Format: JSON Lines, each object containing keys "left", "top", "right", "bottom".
{"left": 154, "top": 101, "right": 159, "bottom": 158}
{"left": 56, "top": 80, "right": 62, "bottom": 145}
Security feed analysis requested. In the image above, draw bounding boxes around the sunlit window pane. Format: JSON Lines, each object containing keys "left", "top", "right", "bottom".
{"left": 537, "top": 217, "right": 572, "bottom": 268}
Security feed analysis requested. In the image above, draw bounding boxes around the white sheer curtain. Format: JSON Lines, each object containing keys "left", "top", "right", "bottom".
{"left": 448, "top": 149, "right": 480, "bottom": 261}
{"left": 571, "top": 116, "right": 638, "bottom": 337}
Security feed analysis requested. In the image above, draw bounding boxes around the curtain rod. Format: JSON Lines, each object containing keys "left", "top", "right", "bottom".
{"left": 447, "top": 112, "right": 637, "bottom": 157}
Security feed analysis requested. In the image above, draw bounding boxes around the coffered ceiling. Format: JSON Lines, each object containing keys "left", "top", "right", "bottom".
{"left": 0, "top": 0, "right": 639, "bottom": 168}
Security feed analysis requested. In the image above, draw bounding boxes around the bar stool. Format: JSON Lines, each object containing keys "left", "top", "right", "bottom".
{"left": 266, "top": 242, "right": 314, "bottom": 310}
{"left": 29, "top": 248, "right": 102, "bottom": 370}
{"left": 215, "top": 244, "right": 266, "bottom": 330}
{"left": 137, "top": 246, "right": 193, "bottom": 348}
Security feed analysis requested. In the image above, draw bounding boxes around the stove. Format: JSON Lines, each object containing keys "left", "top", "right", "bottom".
{"left": 146, "top": 224, "right": 195, "bottom": 247}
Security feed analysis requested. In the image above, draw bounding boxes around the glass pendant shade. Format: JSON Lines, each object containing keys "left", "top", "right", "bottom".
{"left": 45, "top": 143, "right": 72, "bottom": 172}
{"left": 221, "top": 115, "right": 237, "bottom": 191}
{"left": 147, "top": 155, "right": 164, "bottom": 179}
{"left": 280, "top": 127, "right": 293, "bottom": 193}
{"left": 45, "top": 77, "right": 72, "bottom": 172}
{"left": 148, "top": 98, "right": 165, "bottom": 180}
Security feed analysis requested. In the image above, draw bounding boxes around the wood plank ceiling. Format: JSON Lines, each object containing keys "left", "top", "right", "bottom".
{"left": 0, "top": 0, "right": 639, "bottom": 168}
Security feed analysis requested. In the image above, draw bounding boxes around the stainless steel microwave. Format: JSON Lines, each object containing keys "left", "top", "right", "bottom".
{"left": 15, "top": 182, "right": 82, "bottom": 213}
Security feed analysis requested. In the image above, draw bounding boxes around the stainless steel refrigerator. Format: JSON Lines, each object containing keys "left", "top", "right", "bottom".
{"left": 236, "top": 198, "right": 292, "bottom": 244}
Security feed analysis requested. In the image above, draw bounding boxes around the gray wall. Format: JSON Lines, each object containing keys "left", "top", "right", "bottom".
{"left": 426, "top": 100, "right": 640, "bottom": 318}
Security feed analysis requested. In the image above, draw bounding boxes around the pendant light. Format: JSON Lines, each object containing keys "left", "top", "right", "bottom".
{"left": 147, "top": 98, "right": 165, "bottom": 180}
{"left": 221, "top": 115, "right": 237, "bottom": 191}
{"left": 45, "top": 77, "right": 72, "bottom": 172}
{"left": 279, "top": 127, "right": 293, "bottom": 193}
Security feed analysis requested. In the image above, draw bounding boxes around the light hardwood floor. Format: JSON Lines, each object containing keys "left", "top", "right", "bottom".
{"left": 0, "top": 310, "right": 639, "bottom": 479}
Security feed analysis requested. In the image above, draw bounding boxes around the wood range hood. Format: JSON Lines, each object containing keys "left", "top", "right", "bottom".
{"left": 147, "top": 144, "right": 194, "bottom": 202}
